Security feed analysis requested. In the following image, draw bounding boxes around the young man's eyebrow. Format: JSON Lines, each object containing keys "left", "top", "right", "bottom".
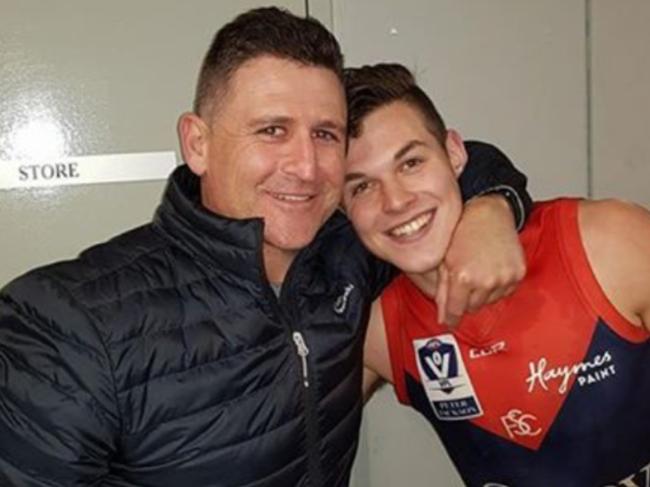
{"left": 344, "top": 140, "right": 428, "bottom": 184}
{"left": 344, "top": 172, "right": 366, "bottom": 183}
{"left": 394, "top": 140, "right": 426, "bottom": 160}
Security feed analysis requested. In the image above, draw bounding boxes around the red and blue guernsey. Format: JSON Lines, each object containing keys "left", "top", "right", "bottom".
{"left": 381, "top": 199, "right": 650, "bottom": 487}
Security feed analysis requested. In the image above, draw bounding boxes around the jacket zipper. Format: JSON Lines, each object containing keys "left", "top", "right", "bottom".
{"left": 292, "top": 331, "right": 310, "bottom": 387}
{"left": 289, "top": 329, "right": 323, "bottom": 486}
{"left": 275, "top": 256, "right": 324, "bottom": 487}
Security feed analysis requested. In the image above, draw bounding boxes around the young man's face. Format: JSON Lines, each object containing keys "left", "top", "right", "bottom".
{"left": 343, "top": 101, "right": 467, "bottom": 275}
{"left": 182, "top": 55, "right": 347, "bottom": 277}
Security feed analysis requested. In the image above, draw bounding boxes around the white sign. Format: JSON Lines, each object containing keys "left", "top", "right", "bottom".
{"left": 0, "top": 151, "right": 178, "bottom": 190}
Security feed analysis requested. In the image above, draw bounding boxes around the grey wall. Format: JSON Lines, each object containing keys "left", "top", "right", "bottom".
{"left": 332, "top": 0, "right": 589, "bottom": 201}
{"left": 590, "top": 0, "right": 650, "bottom": 207}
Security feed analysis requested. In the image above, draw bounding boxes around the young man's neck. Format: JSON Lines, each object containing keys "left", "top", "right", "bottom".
{"left": 406, "top": 268, "right": 440, "bottom": 300}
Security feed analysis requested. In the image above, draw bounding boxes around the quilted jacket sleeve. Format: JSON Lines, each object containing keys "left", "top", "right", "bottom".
{"left": 461, "top": 140, "right": 533, "bottom": 230}
{"left": 0, "top": 271, "right": 120, "bottom": 485}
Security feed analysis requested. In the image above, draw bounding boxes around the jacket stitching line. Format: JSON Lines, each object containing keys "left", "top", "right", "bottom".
{"left": 0, "top": 301, "right": 116, "bottom": 431}
{"left": 117, "top": 333, "right": 287, "bottom": 393}
{"left": 0, "top": 295, "right": 101, "bottom": 361}
{"left": 123, "top": 360, "right": 294, "bottom": 437}
{"left": 0, "top": 378, "right": 110, "bottom": 463}
{"left": 68, "top": 238, "right": 170, "bottom": 294}
{"left": 46, "top": 276, "right": 126, "bottom": 437}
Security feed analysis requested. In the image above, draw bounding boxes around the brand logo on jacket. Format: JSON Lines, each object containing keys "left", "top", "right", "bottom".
{"left": 526, "top": 350, "right": 616, "bottom": 394}
{"left": 333, "top": 283, "right": 355, "bottom": 314}
{"left": 414, "top": 334, "right": 483, "bottom": 421}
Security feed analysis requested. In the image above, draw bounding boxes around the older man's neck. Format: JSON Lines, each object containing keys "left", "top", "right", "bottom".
{"left": 263, "top": 245, "right": 299, "bottom": 286}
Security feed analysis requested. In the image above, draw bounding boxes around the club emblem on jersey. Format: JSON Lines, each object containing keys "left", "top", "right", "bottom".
{"left": 500, "top": 409, "right": 542, "bottom": 439}
{"left": 414, "top": 334, "right": 483, "bottom": 421}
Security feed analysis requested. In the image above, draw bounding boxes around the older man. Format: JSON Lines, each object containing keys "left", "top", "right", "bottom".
{"left": 0, "top": 7, "right": 530, "bottom": 487}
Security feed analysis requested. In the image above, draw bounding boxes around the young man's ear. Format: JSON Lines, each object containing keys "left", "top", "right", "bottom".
{"left": 445, "top": 129, "right": 468, "bottom": 177}
{"left": 177, "top": 112, "right": 210, "bottom": 176}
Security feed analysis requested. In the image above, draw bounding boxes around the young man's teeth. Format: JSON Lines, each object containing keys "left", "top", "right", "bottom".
{"left": 274, "top": 193, "right": 310, "bottom": 201}
{"left": 390, "top": 213, "right": 432, "bottom": 237}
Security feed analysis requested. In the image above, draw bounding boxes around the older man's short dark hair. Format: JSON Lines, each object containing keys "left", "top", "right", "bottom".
{"left": 194, "top": 7, "right": 344, "bottom": 118}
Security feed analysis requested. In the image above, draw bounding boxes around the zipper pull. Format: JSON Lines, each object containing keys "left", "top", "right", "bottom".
{"left": 292, "top": 331, "right": 310, "bottom": 388}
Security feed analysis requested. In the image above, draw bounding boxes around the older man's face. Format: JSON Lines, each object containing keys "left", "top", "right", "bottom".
{"left": 188, "top": 55, "right": 347, "bottom": 278}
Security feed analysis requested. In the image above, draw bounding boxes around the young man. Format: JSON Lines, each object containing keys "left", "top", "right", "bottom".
{"left": 345, "top": 63, "right": 650, "bottom": 486}
{"left": 0, "top": 8, "right": 532, "bottom": 487}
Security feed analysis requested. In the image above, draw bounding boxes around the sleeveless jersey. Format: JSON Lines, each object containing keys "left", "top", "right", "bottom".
{"left": 381, "top": 199, "right": 650, "bottom": 487}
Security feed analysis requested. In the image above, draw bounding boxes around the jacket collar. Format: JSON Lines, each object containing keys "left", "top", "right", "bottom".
{"left": 152, "top": 165, "right": 265, "bottom": 281}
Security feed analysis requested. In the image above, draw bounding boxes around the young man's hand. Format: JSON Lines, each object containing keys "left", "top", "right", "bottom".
{"left": 437, "top": 194, "right": 526, "bottom": 326}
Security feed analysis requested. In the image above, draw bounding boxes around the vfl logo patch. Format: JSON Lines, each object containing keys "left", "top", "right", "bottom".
{"left": 419, "top": 339, "right": 459, "bottom": 393}
{"left": 333, "top": 283, "right": 355, "bottom": 314}
{"left": 500, "top": 409, "right": 542, "bottom": 439}
{"left": 414, "top": 334, "right": 483, "bottom": 421}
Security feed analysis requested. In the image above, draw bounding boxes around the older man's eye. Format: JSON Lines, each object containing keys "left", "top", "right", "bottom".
{"left": 258, "top": 126, "right": 285, "bottom": 137}
{"left": 314, "top": 129, "right": 340, "bottom": 143}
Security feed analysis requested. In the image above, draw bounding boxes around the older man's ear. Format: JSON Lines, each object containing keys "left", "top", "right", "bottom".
{"left": 178, "top": 112, "right": 210, "bottom": 176}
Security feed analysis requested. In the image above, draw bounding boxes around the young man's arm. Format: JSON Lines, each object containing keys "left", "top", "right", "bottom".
{"left": 580, "top": 199, "right": 650, "bottom": 331}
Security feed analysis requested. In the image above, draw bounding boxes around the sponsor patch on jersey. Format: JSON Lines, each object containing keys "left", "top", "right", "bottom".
{"left": 525, "top": 350, "right": 616, "bottom": 394}
{"left": 413, "top": 334, "right": 483, "bottom": 420}
{"left": 469, "top": 340, "right": 507, "bottom": 359}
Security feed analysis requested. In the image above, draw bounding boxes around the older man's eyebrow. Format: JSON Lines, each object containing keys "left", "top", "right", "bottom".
{"left": 247, "top": 115, "right": 293, "bottom": 128}
{"left": 316, "top": 119, "right": 346, "bottom": 134}
{"left": 394, "top": 140, "right": 427, "bottom": 160}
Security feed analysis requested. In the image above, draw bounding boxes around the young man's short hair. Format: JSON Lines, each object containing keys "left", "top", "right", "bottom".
{"left": 344, "top": 63, "right": 447, "bottom": 145}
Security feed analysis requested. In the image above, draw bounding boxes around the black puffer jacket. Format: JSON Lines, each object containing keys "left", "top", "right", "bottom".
{"left": 0, "top": 166, "right": 388, "bottom": 486}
